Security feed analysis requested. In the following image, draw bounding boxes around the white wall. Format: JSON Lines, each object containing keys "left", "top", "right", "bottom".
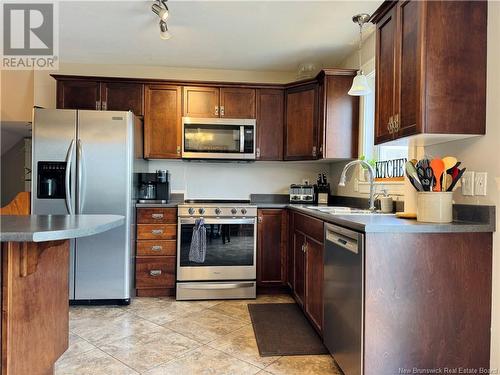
{"left": 148, "top": 160, "right": 329, "bottom": 200}
{"left": 425, "top": 2, "right": 500, "bottom": 367}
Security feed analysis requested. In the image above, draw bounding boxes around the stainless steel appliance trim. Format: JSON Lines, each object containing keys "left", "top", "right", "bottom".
{"left": 179, "top": 218, "right": 255, "bottom": 225}
{"left": 177, "top": 217, "right": 257, "bottom": 281}
{"left": 323, "top": 223, "right": 365, "bottom": 375}
{"left": 325, "top": 230, "right": 359, "bottom": 254}
{"left": 181, "top": 117, "right": 256, "bottom": 160}
{"left": 176, "top": 281, "right": 256, "bottom": 300}
{"left": 177, "top": 282, "right": 255, "bottom": 290}
{"left": 65, "top": 139, "right": 75, "bottom": 215}
{"left": 239, "top": 125, "right": 245, "bottom": 153}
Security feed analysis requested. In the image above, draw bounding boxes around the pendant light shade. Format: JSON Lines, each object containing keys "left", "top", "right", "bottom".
{"left": 348, "top": 71, "right": 371, "bottom": 96}
{"left": 348, "top": 13, "right": 371, "bottom": 97}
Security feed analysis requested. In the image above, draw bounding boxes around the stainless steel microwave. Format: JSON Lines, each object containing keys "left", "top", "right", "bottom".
{"left": 182, "top": 117, "right": 256, "bottom": 160}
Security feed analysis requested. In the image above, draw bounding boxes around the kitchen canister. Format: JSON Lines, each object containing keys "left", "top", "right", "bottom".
{"left": 416, "top": 192, "right": 453, "bottom": 223}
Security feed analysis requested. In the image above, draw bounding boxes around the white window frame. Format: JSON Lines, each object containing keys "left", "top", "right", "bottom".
{"left": 356, "top": 61, "right": 407, "bottom": 198}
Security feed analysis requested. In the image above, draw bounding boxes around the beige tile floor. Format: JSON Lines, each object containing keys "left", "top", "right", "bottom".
{"left": 55, "top": 294, "right": 342, "bottom": 375}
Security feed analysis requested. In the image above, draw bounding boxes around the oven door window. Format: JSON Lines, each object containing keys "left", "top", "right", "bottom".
{"left": 180, "top": 222, "right": 254, "bottom": 267}
{"left": 184, "top": 124, "right": 242, "bottom": 153}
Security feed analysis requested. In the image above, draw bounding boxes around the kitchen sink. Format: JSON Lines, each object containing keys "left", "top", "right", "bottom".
{"left": 305, "top": 206, "right": 394, "bottom": 215}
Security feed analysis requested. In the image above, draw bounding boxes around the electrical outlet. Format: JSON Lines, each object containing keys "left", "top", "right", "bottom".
{"left": 475, "top": 172, "right": 488, "bottom": 196}
{"left": 461, "top": 171, "right": 475, "bottom": 196}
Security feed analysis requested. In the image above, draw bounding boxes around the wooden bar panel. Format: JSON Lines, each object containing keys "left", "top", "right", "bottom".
{"left": 2, "top": 240, "right": 69, "bottom": 375}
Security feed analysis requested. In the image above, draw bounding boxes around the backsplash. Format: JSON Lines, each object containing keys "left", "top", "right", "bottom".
{"left": 147, "top": 160, "right": 329, "bottom": 200}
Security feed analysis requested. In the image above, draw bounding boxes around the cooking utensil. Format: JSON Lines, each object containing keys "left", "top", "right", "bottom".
{"left": 447, "top": 168, "right": 466, "bottom": 192}
{"left": 443, "top": 174, "right": 453, "bottom": 191}
{"left": 416, "top": 159, "right": 434, "bottom": 192}
{"left": 441, "top": 157, "right": 458, "bottom": 188}
{"left": 410, "top": 159, "right": 418, "bottom": 166}
{"left": 430, "top": 158, "right": 445, "bottom": 192}
{"left": 405, "top": 161, "right": 423, "bottom": 191}
{"left": 395, "top": 212, "right": 417, "bottom": 219}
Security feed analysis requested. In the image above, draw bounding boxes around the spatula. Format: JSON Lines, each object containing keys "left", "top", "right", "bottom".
{"left": 430, "top": 158, "right": 445, "bottom": 192}
{"left": 447, "top": 168, "right": 466, "bottom": 192}
{"left": 442, "top": 156, "right": 457, "bottom": 188}
{"left": 405, "top": 161, "right": 423, "bottom": 191}
{"left": 416, "top": 159, "right": 434, "bottom": 192}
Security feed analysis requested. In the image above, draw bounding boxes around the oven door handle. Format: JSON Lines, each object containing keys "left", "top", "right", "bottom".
{"left": 178, "top": 282, "right": 255, "bottom": 290}
{"left": 179, "top": 218, "right": 255, "bottom": 225}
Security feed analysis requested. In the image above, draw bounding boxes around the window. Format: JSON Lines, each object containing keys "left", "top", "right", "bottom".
{"left": 360, "top": 71, "right": 408, "bottom": 179}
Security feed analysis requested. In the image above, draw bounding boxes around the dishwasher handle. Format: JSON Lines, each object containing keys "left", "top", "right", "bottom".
{"left": 325, "top": 227, "right": 360, "bottom": 254}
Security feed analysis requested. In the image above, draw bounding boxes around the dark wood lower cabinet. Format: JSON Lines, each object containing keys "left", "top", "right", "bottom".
{"left": 290, "top": 212, "right": 324, "bottom": 334}
{"left": 257, "top": 209, "right": 287, "bottom": 288}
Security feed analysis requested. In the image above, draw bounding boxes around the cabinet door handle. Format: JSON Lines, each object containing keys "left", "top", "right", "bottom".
{"left": 312, "top": 146, "right": 317, "bottom": 157}
{"left": 258, "top": 216, "right": 263, "bottom": 223}
{"left": 151, "top": 245, "right": 163, "bottom": 252}
{"left": 149, "top": 270, "right": 162, "bottom": 276}
{"left": 177, "top": 145, "right": 181, "bottom": 155}
{"left": 256, "top": 148, "right": 261, "bottom": 159}
{"left": 151, "top": 229, "right": 164, "bottom": 235}
{"left": 220, "top": 106, "right": 225, "bottom": 117}
{"left": 102, "top": 101, "right": 107, "bottom": 111}
{"left": 96, "top": 101, "right": 100, "bottom": 110}
{"left": 388, "top": 115, "right": 394, "bottom": 134}
{"left": 151, "top": 213, "right": 164, "bottom": 220}
{"left": 215, "top": 106, "right": 219, "bottom": 116}
{"left": 394, "top": 113, "right": 400, "bottom": 132}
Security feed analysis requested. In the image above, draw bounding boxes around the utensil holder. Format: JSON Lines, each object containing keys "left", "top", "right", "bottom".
{"left": 416, "top": 192, "right": 453, "bottom": 223}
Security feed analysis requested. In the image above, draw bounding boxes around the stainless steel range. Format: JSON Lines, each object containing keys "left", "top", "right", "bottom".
{"left": 176, "top": 201, "right": 257, "bottom": 300}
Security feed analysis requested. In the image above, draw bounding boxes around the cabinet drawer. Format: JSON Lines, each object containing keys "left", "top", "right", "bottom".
{"left": 137, "top": 224, "right": 176, "bottom": 240}
{"left": 137, "top": 208, "right": 177, "bottom": 224}
{"left": 136, "top": 256, "right": 175, "bottom": 288}
{"left": 137, "top": 240, "right": 176, "bottom": 256}
{"left": 294, "top": 212, "right": 324, "bottom": 243}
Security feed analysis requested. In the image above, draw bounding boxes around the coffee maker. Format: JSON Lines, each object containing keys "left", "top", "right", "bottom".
{"left": 137, "top": 170, "right": 170, "bottom": 203}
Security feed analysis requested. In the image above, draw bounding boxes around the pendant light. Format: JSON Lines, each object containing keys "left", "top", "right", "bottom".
{"left": 348, "top": 13, "right": 371, "bottom": 96}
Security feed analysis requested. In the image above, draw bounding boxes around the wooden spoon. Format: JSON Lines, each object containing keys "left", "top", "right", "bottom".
{"left": 443, "top": 174, "right": 453, "bottom": 191}
{"left": 430, "top": 158, "right": 445, "bottom": 192}
{"left": 442, "top": 156, "right": 458, "bottom": 187}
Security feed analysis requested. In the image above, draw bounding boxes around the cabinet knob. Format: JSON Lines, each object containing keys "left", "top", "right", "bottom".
{"left": 256, "top": 148, "right": 260, "bottom": 159}
{"left": 177, "top": 145, "right": 181, "bottom": 155}
{"left": 149, "top": 270, "right": 162, "bottom": 277}
{"left": 388, "top": 115, "right": 394, "bottom": 134}
{"left": 220, "top": 106, "right": 225, "bottom": 117}
{"left": 96, "top": 101, "right": 100, "bottom": 110}
{"left": 102, "top": 101, "right": 107, "bottom": 111}
{"left": 394, "top": 113, "right": 400, "bottom": 132}
{"left": 258, "top": 216, "right": 263, "bottom": 223}
{"left": 312, "top": 146, "right": 317, "bottom": 157}
{"left": 215, "top": 106, "right": 219, "bottom": 116}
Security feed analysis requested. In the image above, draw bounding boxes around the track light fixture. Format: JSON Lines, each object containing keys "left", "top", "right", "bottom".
{"left": 152, "top": 0, "right": 171, "bottom": 39}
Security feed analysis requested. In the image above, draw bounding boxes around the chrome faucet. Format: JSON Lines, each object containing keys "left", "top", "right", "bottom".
{"left": 338, "top": 160, "right": 376, "bottom": 212}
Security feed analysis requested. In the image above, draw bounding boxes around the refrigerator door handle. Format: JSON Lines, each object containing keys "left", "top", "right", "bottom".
{"left": 77, "top": 139, "right": 86, "bottom": 212}
{"left": 65, "top": 139, "right": 75, "bottom": 215}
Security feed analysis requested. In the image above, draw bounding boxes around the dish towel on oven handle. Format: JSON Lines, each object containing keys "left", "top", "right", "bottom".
{"left": 189, "top": 218, "right": 207, "bottom": 263}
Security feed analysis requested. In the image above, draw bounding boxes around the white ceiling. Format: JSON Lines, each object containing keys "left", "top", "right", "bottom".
{"left": 59, "top": 1, "right": 381, "bottom": 72}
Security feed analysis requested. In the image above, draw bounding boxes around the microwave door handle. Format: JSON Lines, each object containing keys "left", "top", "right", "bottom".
{"left": 65, "top": 139, "right": 75, "bottom": 215}
{"left": 240, "top": 126, "right": 245, "bottom": 153}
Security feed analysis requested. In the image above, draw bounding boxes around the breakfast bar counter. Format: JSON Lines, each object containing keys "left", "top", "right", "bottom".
{"left": 0, "top": 214, "right": 124, "bottom": 375}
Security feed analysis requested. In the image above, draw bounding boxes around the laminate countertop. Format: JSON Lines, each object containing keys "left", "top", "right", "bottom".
{"left": 0, "top": 215, "right": 125, "bottom": 242}
{"left": 288, "top": 205, "right": 495, "bottom": 233}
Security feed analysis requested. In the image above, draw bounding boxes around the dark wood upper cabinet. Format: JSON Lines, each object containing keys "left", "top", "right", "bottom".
{"left": 220, "top": 87, "right": 256, "bottom": 119}
{"left": 285, "top": 83, "right": 319, "bottom": 160}
{"left": 317, "top": 69, "right": 359, "bottom": 159}
{"left": 101, "top": 82, "right": 144, "bottom": 116}
{"left": 372, "top": 0, "right": 487, "bottom": 145}
{"left": 56, "top": 80, "right": 101, "bottom": 110}
{"left": 257, "top": 209, "right": 287, "bottom": 288}
{"left": 304, "top": 237, "right": 323, "bottom": 334}
{"left": 256, "top": 89, "right": 284, "bottom": 160}
{"left": 144, "top": 85, "right": 182, "bottom": 159}
{"left": 183, "top": 86, "right": 220, "bottom": 118}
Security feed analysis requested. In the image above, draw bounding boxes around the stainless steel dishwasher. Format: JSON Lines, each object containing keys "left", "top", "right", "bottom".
{"left": 323, "top": 223, "right": 364, "bottom": 375}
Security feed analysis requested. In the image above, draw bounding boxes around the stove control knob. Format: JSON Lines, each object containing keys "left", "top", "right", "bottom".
{"left": 215, "top": 208, "right": 222, "bottom": 216}
{"left": 231, "top": 208, "right": 237, "bottom": 215}
{"left": 198, "top": 208, "right": 205, "bottom": 215}
{"left": 188, "top": 208, "right": 195, "bottom": 215}
{"left": 241, "top": 208, "right": 247, "bottom": 215}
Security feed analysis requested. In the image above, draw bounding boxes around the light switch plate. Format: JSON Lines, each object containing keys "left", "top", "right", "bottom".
{"left": 475, "top": 172, "right": 487, "bottom": 196}
{"left": 461, "top": 171, "right": 475, "bottom": 196}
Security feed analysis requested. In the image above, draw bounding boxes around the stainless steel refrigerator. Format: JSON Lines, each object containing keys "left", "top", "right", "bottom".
{"left": 31, "top": 108, "right": 145, "bottom": 304}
